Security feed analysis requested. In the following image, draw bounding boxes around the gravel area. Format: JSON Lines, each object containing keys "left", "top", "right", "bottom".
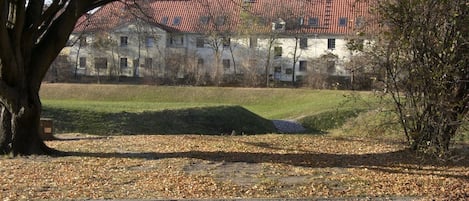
{"left": 272, "top": 120, "right": 306, "bottom": 133}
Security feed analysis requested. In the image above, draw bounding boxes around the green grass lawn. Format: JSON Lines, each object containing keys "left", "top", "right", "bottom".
{"left": 40, "top": 83, "right": 378, "bottom": 135}
{"left": 41, "top": 84, "right": 376, "bottom": 118}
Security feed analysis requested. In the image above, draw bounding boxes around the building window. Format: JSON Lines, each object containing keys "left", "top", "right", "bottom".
{"left": 120, "top": 58, "right": 128, "bottom": 68}
{"left": 145, "top": 58, "right": 153, "bottom": 68}
{"left": 120, "top": 36, "right": 128, "bottom": 47}
{"left": 339, "top": 17, "right": 347, "bottom": 27}
{"left": 285, "top": 68, "right": 293, "bottom": 74}
{"left": 169, "top": 35, "right": 184, "bottom": 46}
{"left": 222, "top": 37, "right": 230, "bottom": 48}
{"left": 274, "top": 66, "right": 281, "bottom": 80}
{"left": 196, "top": 37, "right": 205, "bottom": 48}
{"left": 79, "top": 37, "right": 87, "bottom": 46}
{"left": 161, "top": 16, "right": 168, "bottom": 25}
{"left": 223, "top": 59, "right": 230, "bottom": 69}
{"left": 249, "top": 37, "right": 257, "bottom": 48}
{"left": 308, "top": 17, "right": 319, "bottom": 27}
{"left": 327, "top": 38, "right": 336, "bottom": 50}
{"left": 146, "top": 37, "right": 154, "bottom": 48}
{"left": 215, "top": 16, "right": 226, "bottom": 26}
{"left": 79, "top": 57, "right": 86, "bottom": 68}
{"left": 299, "top": 60, "right": 307, "bottom": 72}
{"left": 199, "top": 16, "right": 210, "bottom": 25}
{"left": 95, "top": 57, "right": 107, "bottom": 69}
{"left": 274, "top": 46, "right": 282, "bottom": 57}
{"left": 300, "top": 37, "right": 308, "bottom": 49}
{"left": 173, "top": 16, "right": 181, "bottom": 26}
{"left": 274, "top": 22, "right": 285, "bottom": 30}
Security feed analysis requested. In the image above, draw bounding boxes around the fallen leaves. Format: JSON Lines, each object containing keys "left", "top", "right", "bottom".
{"left": 0, "top": 134, "right": 468, "bottom": 200}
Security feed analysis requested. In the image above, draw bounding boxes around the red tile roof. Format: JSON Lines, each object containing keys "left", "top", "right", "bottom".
{"left": 75, "top": 0, "right": 371, "bottom": 35}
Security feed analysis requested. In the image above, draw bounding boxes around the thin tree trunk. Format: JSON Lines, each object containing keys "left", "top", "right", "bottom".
{"left": 265, "top": 38, "right": 274, "bottom": 88}
{"left": 292, "top": 37, "right": 299, "bottom": 86}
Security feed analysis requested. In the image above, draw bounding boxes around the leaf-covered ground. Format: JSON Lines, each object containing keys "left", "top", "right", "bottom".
{"left": 1, "top": 134, "right": 468, "bottom": 200}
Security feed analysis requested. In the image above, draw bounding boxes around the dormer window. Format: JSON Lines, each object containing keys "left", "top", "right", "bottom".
{"left": 339, "top": 17, "right": 348, "bottom": 27}
{"left": 173, "top": 16, "right": 181, "bottom": 26}
{"left": 200, "top": 16, "right": 210, "bottom": 25}
{"left": 272, "top": 18, "right": 285, "bottom": 31}
{"left": 215, "top": 16, "right": 226, "bottom": 26}
{"left": 308, "top": 17, "right": 319, "bottom": 27}
{"left": 161, "top": 17, "right": 168, "bottom": 25}
{"left": 274, "top": 23, "right": 283, "bottom": 30}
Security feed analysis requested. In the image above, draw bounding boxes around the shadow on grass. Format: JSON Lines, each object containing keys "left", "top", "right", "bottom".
{"left": 43, "top": 105, "right": 276, "bottom": 135}
{"left": 60, "top": 147, "right": 469, "bottom": 180}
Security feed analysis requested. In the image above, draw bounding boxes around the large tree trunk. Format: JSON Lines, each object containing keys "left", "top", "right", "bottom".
{"left": 1, "top": 0, "right": 121, "bottom": 156}
{"left": 0, "top": 85, "right": 55, "bottom": 155}
{"left": 10, "top": 90, "right": 53, "bottom": 155}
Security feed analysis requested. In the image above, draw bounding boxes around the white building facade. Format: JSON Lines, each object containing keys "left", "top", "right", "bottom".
{"left": 64, "top": 0, "right": 370, "bottom": 85}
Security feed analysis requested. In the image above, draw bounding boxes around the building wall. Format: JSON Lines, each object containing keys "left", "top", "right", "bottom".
{"left": 67, "top": 23, "right": 354, "bottom": 83}
{"left": 181, "top": 33, "right": 353, "bottom": 82}
{"left": 68, "top": 22, "right": 167, "bottom": 78}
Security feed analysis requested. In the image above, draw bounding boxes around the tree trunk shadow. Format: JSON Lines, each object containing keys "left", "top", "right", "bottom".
{"left": 58, "top": 148, "right": 469, "bottom": 181}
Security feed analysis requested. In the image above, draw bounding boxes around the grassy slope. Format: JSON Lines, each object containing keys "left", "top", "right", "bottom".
{"left": 40, "top": 84, "right": 374, "bottom": 118}
{"left": 40, "top": 83, "right": 376, "bottom": 135}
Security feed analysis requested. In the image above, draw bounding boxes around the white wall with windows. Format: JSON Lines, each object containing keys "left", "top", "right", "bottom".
{"left": 66, "top": 23, "right": 354, "bottom": 82}
{"left": 67, "top": 21, "right": 167, "bottom": 78}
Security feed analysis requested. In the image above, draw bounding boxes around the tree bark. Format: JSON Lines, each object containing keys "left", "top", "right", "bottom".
{"left": 0, "top": 106, "right": 12, "bottom": 154}
{"left": 1, "top": 0, "right": 120, "bottom": 156}
{"left": 4, "top": 86, "right": 55, "bottom": 155}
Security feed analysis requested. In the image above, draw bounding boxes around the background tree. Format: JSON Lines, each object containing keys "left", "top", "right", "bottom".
{"left": 45, "top": 55, "right": 74, "bottom": 83}
{"left": 91, "top": 32, "right": 119, "bottom": 83}
{"left": 304, "top": 52, "right": 338, "bottom": 89}
{"left": 195, "top": 0, "right": 238, "bottom": 86}
{"left": 278, "top": 2, "right": 309, "bottom": 86}
{"left": 0, "top": 0, "right": 120, "bottom": 155}
{"left": 241, "top": 0, "right": 282, "bottom": 87}
{"left": 365, "top": 0, "right": 469, "bottom": 156}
